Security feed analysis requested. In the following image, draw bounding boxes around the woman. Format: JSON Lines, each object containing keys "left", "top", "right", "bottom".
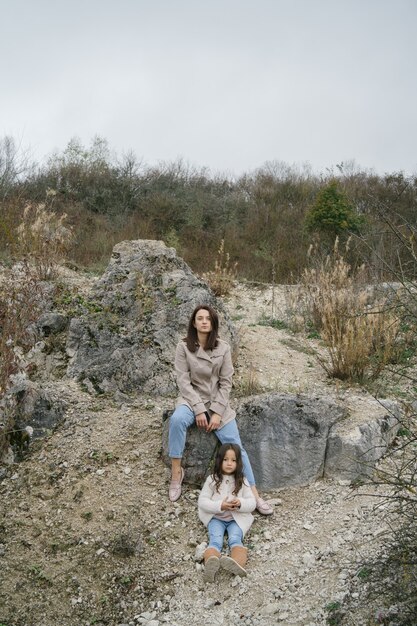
{"left": 168, "top": 304, "right": 273, "bottom": 515}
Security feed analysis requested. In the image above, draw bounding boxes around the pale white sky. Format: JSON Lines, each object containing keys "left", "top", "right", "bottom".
{"left": 1, "top": 0, "right": 416, "bottom": 176}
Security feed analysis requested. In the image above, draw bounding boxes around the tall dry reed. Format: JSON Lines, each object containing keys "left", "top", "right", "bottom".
{"left": 202, "top": 239, "right": 238, "bottom": 296}
{"left": 292, "top": 238, "right": 401, "bottom": 382}
{"left": 17, "top": 194, "right": 73, "bottom": 280}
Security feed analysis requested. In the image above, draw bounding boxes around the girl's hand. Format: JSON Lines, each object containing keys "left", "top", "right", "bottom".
{"left": 195, "top": 413, "right": 208, "bottom": 430}
{"left": 207, "top": 413, "right": 221, "bottom": 432}
{"left": 221, "top": 497, "right": 241, "bottom": 510}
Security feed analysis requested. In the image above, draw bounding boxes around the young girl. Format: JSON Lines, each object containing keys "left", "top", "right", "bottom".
{"left": 198, "top": 443, "right": 256, "bottom": 582}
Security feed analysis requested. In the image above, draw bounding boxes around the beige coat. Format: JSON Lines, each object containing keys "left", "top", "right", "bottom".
{"left": 198, "top": 475, "right": 256, "bottom": 536}
{"left": 175, "top": 339, "right": 236, "bottom": 427}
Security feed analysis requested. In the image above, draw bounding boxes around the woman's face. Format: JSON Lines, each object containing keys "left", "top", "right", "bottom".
{"left": 193, "top": 309, "right": 212, "bottom": 334}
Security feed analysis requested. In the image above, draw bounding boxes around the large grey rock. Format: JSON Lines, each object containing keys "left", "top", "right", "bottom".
{"left": 324, "top": 400, "right": 400, "bottom": 482}
{"left": 66, "top": 239, "right": 236, "bottom": 396}
{"left": 160, "top": 393, "right": 401, "bottom": 489}
{"left": 236, "top": 393, "right": 346, "bottom": 489}
{"left": 161, "top": 411, "right": 218, "bottom": 484}
{"left": 9, "top": 377, "right": 66, "bottom": 439}
{"left": 37, "top": 312, "right": 69, "bottom": 335}
{"left": 0, "top": 376, "right": 66, "bottom": 461}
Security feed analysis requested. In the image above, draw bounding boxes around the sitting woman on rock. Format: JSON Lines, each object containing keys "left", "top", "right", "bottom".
{"left": 168, "top": 303, "right": 273, "bottom": 515}
{"left": 198, "top": 443, "right": 256, "bottom": 581}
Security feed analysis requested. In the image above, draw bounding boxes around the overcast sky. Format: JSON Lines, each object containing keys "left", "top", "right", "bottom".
{"left": 1, "top": 0, "right": 416, "bottom": 177}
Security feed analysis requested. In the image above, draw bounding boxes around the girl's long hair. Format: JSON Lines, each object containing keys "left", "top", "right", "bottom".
{"left": 212, "top": 443, "right": 244, "bottom": 495}
{"left": 185, "top": 304, "right": 219, "bottom": 352}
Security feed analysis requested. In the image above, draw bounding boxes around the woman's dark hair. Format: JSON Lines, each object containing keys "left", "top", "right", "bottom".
{"left": 212, "top": 443, "right": 244, "bottom": 495}
{"left": 185, "top": 304, "right": 219, "bottom": 352}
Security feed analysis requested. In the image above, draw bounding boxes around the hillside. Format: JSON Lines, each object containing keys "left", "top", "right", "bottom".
{"left": 0, "top": 273, "right": 406, "bottom": 626}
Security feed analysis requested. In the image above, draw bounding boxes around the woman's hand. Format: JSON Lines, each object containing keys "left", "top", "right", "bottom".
{"left": 195, "top": 412, "right": 208, "bottom": 430}
{"left": 207, "top": 413, "right": 221, "bottom": 432}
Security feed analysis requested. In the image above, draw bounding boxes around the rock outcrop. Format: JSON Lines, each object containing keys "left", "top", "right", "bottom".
{"left": 66, "top": 239, "right": 235, "bottom": 396}
{"left": 324, "top": 399, "right": 400, "bottom": 482}
{"left": 161, "top": 393, "right": 400, "bottom": 487}
{"left": 1, "top": 240, "right": 402, "bottom": 487}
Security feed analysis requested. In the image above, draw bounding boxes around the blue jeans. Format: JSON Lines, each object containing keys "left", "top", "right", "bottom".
{"left": 208, "top": 517, "right": 243, "bottom": 551}
{"left": 168, "top": 404, "right": 256, "bottom": 486}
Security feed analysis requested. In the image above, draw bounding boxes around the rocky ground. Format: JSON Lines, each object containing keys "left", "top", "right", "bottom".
{"left": 0, "top": 276, "right": 410, "bottom": 626}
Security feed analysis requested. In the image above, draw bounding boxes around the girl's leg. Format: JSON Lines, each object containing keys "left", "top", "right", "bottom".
{"left": 220, "top": 521, "right": 248, "bottom": 576}
{"left": 225, "top": 521, "right": 244, "bottom": 549}
{"left": 207, "top": 518, "right": 227, "bottom": 552}
{"left": 215, "top": 419, "right": 256, "bottom": 486}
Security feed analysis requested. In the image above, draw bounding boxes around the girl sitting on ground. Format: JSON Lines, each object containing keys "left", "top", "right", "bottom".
{"left": 198, "top": 443, "right": 256, "bottom": 582}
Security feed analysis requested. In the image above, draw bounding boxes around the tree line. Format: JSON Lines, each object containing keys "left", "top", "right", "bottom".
{"left": 1, "top": 135, "right": 417, "bottom": 282}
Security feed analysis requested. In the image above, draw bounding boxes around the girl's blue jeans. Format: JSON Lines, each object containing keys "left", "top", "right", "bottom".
{"left": 168, "top": 404, "right": 256, "bottom": 486}
{"left": 208, "top": 517, "right": 243, "bottom": 551}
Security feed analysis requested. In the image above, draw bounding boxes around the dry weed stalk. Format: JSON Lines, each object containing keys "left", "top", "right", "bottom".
{"left": 233, "top": 363, "right": 263, "bottom": 397}
{"left": 296, "top": 238, "right": 401, "bottom": 381}
{"left": 202, "top": 239, "right": 238, "bottom": 296}
{"left": 17, "top": 195, "right": 73, "bottom": 280}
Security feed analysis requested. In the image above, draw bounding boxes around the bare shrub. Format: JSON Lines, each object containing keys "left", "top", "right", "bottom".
{"left": 291, "top": 238, "right": 401, "bottom": 382}
{"left": 202, "top": 239, "right": 238, "bottom": 296}
{"left": 16, "top": 194, "right": 73, "bottom": 280}
{"left": 0, "top": 261, "right": 43, "bottom": 457}
{"left": 335, "top": 408, "right": 417, "bottom": 625}
{"left": 325, "top": 213, "right": 417, "bottom": 624}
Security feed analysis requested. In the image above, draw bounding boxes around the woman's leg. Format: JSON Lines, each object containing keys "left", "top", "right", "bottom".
{"left": 168, "top": 404, "right": 195, "bottom": 500}
{"left": 169, "top": 404, "right": 195, "bottom": 460}
{"left": 207, "top": 518, "right": 227, "bottom": 552}
{"left": 216, "top": 419, "right": 273, "bottom": 515}
{"left": 215, "top": 419, "right": 256, "bottom": 486}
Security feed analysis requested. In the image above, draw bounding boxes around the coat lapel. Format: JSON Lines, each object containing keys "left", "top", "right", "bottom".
{"left": 196, "top": 345, "right": 212, "bottom": 362}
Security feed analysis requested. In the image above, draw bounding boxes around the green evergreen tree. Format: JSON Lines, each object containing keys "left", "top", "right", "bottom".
{"left": 305, "top": 180, "right": 363, "bottom": 235}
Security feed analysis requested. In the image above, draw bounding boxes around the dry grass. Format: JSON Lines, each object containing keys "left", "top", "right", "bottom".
{"left": 288, "top": 238, "right": 402, "bottom": 382}
{"left": 17, "top": 194, "right": 73, "bottom": 280}
{"left": 233, "top": 363, "right": 263, "bottom": 397}
{"left": 202, "top": 239, "right": 238, "bottom": 296}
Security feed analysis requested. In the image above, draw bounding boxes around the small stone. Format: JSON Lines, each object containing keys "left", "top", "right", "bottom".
{"left": 139, "top": 612, "right": 155, "bottom": 621}
{"left": 268, "top": 498, "right": 282, "bottom": 506}
{"left": 195, "top": 542, "right": 207, "bottom": 561}
{"left": 260, "top": 603, "right": 280, "bottom": 616}
{"left": 277, "top": 612, "right": 289, "bottom": 621}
